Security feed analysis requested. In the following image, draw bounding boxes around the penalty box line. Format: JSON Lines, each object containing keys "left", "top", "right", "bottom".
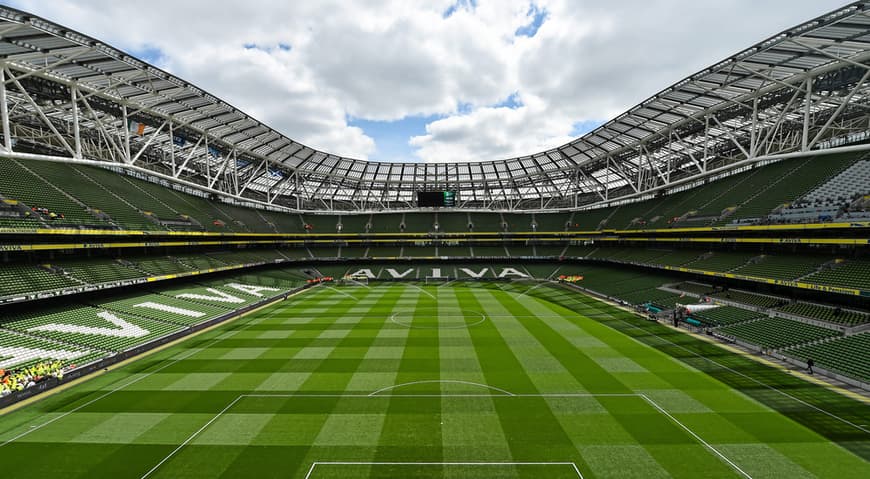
{"left": 305, "top": 461, "right": 584, "bottom": 479}
{"left": 140, "top": 392, "right": 751, "bottom": 479}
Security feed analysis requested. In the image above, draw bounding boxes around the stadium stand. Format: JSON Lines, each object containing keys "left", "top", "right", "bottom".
{"left": 32, "top": 163, "right": 160, "bottom": 231}
{"left": 302, "top": 215, "right": 338, "bottom": 233}
{"left": 711, "top": 289, "right": 784, "bottom": 308}
{"left": 774, "top": 155, "right": 870, "bottom": 223}
{"left": 717, "top": 317, "right": 842, "bottom": 349}
{"left": 0, "top": 159, "right": 105, "bottom": 227}
{"left": 688, "top": 306, "right": 765, "bottom": 328}
{"left": 0, "top": 264, "right": 82, "bottom": 299}
{"left": 802, "top": 260, "right": 870, "bottom": 291}
{"left": 437, "top": 246, "right": 472, "bottom": 257}
{"left": 783, "top": 333, "right": 870, "bottom": 383}
{"left": 0, "top": 328, "right": 104, "bottom": 371}
{"left": 533, "top": 212, "right": 570, "bottom": 231}
{"left": 371, "top": 213, "right": 403, "bottom": 233}
{"left": 472, "top": 245, "right": 508, "bottom": 257}
{"left": 534, "top": 245, "right": 567, "bottom": 256}
{"left": 436, "top": 212, "right": 469, "bottom": 232}
{"left": 685, "top": 252, "right": 754, "bottom": 272}
{"left": 56, "top": 259, "right": 147, "bottom": 284}
{"left": 469, "top": 213, "right": 504, "bottom": 232}
{"left": 502, "top": 213, "right": 532, "bottom": 232}
{"left": 778, "top": 302, "right": 870, "bottom": 327}
{"left": 2, "top": 305, "right": 184, "bottom": 351}
{"left": 338, "top": 214, "right": 370, "bottom": 233}
{"left": 338, "top": 246, "right": 369, "bottom": 257}
{"left": 732, "top": 255, "right": 826, "bottom": 280}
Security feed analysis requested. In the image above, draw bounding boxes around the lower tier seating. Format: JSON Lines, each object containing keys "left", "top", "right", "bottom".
{"left": 777, "top": 302, "right": 870, "bottom": 327}
{"left": 717, "top": 317, "right": 841, "bottom": 349}
{"left": 783, "top": 333, "right": 870, "bottom": 383}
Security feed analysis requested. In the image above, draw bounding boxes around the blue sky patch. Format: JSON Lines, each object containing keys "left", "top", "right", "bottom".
{"left": 443, "top": 0, "right": 478, "bottom": 19}
{"left": 515, "top": 3, "right": 547, "bottom": 37}
{"left": 570, "top": 119, "right": 605, "bottom": 137}
{"left": 349, "top": 114, "right": 442, "bottom": 162}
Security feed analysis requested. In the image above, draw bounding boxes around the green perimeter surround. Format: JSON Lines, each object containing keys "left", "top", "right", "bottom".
{"left": 0, "top": 282, "right": 867, "bottom": 478}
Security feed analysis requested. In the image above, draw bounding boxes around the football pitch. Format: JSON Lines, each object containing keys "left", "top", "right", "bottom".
{"left": 1, "top": 282, "right": 869, "bottom": 478}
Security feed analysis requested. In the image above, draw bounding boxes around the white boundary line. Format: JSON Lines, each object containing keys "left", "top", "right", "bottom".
{"left": 304, "top": 461, "right": 584, "bottom": 479}
{"left": 0, "top": 294, "right": 299, "bottom": 447}
{"left": 139, "top": 391, "right": 751, "bottom": 479}
{"left": 140, "top": 395, "right": 244, "bottom": 479}
{"left": 602, "top": 306, "right": 870, "bottom": 435}
{"left": 401, "top": 283, "right": 437, "bottom": 300}
{"left": 500, "top": 283, "right": 870, "bottom": 435}
{"left": 368, "top": 379, "right": 516, "bottom": 397}
{"left": 323, "top": 286, "right": 359, "bottom": 301}
{"left": 640, "top": 394, "right": 751, "bottom": 479}
{"left": 388, "top": 309, "right": 487, "bottom": 330}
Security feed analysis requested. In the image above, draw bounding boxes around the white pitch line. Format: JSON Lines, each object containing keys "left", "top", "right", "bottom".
{"left": 368, "top": 379, "right": 515, "bottom": 397}
{"left": 306, "top": 462, "right": 584, "bottom": 479}
{"left": 607, "top": 313, "right": 870, "bottom": 435}
{"left": 140, "top": 391, "right": 746, "bottom": 479}
{"left": 388, "top": 310, "right": 487, "bottom": 330}
{"left": 514, "top": 282, "right": 551, "bottom": 300}
{"left": 0, "top": 296, "right": 296, "bottom": 447}
{"left": 324, "top": 286, "right": 359, "bottom": 301}
{"left": 140, "top": 395, "right": 244, "bottom": 479}
{"left": 402, "top": 283, "right": 436, "bottom": 300}
{"left": 641, "top": 394, "right": 753, "bottom": 479}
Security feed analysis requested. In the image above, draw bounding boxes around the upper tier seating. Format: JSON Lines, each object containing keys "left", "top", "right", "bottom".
{"left": 775, "top": 157, "right": 870, "bottom": 223}
{"left": 437, "top": 213, "right": 469, "bottom": 232}
{"left": 34, "top": 163, "right": 159, "bottom": 230}
{"left": 469, "top": 213, "right": 504, "bottom": 232}
{"left": 724, "top": 154, "right": 857, "bottom": 224}
{"left": 337, "top": 214, "right": 370, "bottom": 233}
{"left": 302, "top": 215, "right": 338, "bottom": 233}
{"left": 0, "top": 159, "right": 105, "bottom": 227}
{"left": 402, "top": 213, "right": 435, "bottom": 233}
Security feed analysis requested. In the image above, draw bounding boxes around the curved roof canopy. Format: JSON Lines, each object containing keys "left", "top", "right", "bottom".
{"left": 0, "top": 3, "right": 869, "bottom": 211}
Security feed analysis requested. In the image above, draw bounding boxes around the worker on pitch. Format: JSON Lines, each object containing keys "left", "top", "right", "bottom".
{"left": 806, "top": 358, "right": 815, "bottom": 375}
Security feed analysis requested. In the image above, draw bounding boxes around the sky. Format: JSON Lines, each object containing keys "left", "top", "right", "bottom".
{"left": 4, "top": 0, "right": 851, "bottom": 163}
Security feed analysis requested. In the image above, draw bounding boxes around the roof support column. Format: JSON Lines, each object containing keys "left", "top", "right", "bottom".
{"left": 802, "top": 78, "right": 812, "bottom": 151}
{"left": 122, "top": 105, "right": 131, "bottom": 163}
{"left": 0, "top": 65, "right": 11, "bottom": 151}
{"left": 71, "top": 86, "right": 82, "bottom": 159}
{"left": 169, "top": 121, "right": 176, "bottom": 177}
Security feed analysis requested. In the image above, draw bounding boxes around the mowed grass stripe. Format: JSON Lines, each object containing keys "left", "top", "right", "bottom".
{"left": 201, "top": 285, "right": 410, "bottom": 479}
{"left": 0, "top": 291, "right": 312, "bottom": 478}
{"left": 435, "top": 287, "right": 518, "bottom": 467}
{"left": 371, "top": 285, "right": 444, "bottom": 467}
{"left": 477, "top": 286, "right": 745, "bottom": 478}
{"left": 514, "top": 284, "right": 870, "bottom": 478}
{"left": 470, "top": 286, "right": 672, "bottom": 478}
{"left": 453, "top": 286, "right": 596, "bottom": 475}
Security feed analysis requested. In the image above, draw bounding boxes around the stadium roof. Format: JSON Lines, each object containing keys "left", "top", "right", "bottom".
{"left": 0, "top": 3, "right": 869, "bottom": 211}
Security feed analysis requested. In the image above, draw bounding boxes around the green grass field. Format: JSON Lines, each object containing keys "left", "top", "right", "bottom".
{"left": 1, "top": 282, "right": 868, "bottom": 478}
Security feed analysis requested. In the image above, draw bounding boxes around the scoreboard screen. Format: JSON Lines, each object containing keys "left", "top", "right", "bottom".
{"left": 417, "top": 191, "right": 456, "bottom": 207}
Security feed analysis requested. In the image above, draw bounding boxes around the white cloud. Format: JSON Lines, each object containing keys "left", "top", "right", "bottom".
{"left": 7, "top": 0, "right": 851, "bottom": 162}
